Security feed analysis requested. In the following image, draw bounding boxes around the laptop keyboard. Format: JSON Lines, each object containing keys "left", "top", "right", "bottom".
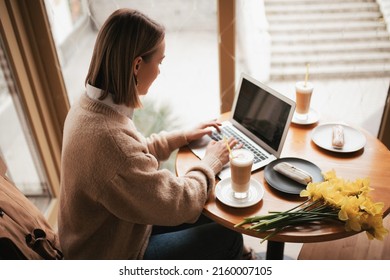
{"left": 210, "top": 126, "right": 268, "bottom": 164}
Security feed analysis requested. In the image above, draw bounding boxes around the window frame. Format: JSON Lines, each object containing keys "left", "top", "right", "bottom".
{"left": 0, "top": 0, "right": 69, "bottom": 226}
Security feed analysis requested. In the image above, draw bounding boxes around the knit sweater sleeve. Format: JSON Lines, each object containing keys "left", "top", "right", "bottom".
{"left": 91, "top": 118, "right": 222, "bottom": 226}
{"left": 145, "top": 130, "right": 188, "bottom": 161}
{"left": 98, "top": 147, "right": 221, "bottom": 226}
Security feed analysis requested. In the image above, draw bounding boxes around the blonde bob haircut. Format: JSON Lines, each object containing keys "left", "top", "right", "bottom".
{"left": 85, "top": 8, "right": 165, "bottom": 108}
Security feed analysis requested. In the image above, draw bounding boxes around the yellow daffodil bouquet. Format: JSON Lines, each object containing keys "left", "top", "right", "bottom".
{"left": 235, "top": 170, "right": 388, "bottom": 243}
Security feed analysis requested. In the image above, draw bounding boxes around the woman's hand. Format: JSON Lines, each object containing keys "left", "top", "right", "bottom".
{"left": 184, "top": 120, "right": 222, "bottom": 143}
{"left": 205, "top": 137, "right": 240, "bottom": 166}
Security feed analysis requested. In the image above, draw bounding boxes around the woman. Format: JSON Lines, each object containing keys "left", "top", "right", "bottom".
{"left": 58, "top": 8, "right": 245, "bottom": 260}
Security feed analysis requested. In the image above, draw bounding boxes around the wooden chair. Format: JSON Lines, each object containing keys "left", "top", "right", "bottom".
{"left": 378, "top": 83, "right": 390, "bottom": 149}
{"left": 298, "top": 216, "right": 390, "bottom": 260}
{"left": 0, "top": 156, "right": 7, "bottom": 177}
{"left": 0, "top": 156, "right": 63, "bottom": 259}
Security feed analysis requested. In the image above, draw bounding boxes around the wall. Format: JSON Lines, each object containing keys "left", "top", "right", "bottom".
{"left": 378, "top": 0, "right": 390, "bottom": 28}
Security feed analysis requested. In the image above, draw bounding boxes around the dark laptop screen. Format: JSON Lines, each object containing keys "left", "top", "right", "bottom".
{"left": 233, "top": 78, "right": 292, "bottom": 151}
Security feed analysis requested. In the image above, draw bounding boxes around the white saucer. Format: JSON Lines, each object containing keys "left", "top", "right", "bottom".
{"left": 215, "top": 178, "right": 264, "bottom": 208}
{"left": 292, "top": 108, "right": 319, "bottom": 125}
{"left": 311, "top": 122, "right": 366, "bottom": 153}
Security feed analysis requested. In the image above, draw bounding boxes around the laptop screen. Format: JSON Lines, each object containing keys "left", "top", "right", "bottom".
{"left": 232, "top": 77, "right": 293, "bottom": 151}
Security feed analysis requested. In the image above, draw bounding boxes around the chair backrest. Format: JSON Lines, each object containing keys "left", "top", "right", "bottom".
{"left": 298, "top": 215, "right": 390, "bottom": 260}
{"left": 378, "top": 83, "right": 390, "bottom": 149}
{"left": 0, "top": 157, "right": 63, "bottom": 260}
{"left": 0, "top": 156, "right": 6, "bottom": 177}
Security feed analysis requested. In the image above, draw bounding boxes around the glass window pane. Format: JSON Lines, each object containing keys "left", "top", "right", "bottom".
{"left": 0, "top": 39, "right": 51, "bottom": 212}
{"left": 45, "top": 0, "right": 220, "bottom": 171}
{"left": 237, "top": 0, "right": 389, "bottom": 137}
{"left": 45, "top": 0, "right": 219, "bottom": 129}
{"left": 45, "top": 0, "right": 389, "bottom": 141}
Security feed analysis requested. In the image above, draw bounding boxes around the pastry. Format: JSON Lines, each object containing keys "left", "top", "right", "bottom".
{"left": 332, "top": 125, "right": 344, "bottom": 149}
{"left": 273, "top": 162, "right": 313, "bottom": 185}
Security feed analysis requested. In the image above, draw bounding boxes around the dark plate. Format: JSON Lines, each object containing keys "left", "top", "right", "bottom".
{"left": 264, "top": 157, "right": 323, "bottom": 195}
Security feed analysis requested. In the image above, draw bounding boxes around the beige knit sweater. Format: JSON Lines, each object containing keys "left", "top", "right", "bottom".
{"left": 58, "top": 94, "right": 223, "bottom": 259}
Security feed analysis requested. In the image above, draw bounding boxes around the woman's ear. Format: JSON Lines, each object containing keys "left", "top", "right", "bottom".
{"left": 133, "top": 57, "right": 142, "bottom": 74}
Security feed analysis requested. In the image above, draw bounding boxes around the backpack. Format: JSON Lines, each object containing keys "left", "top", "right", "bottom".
{"left": 0, "top": 174, "right": 63, "bottom": 259}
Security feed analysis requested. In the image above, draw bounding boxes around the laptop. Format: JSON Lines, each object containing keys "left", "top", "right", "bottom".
{"left": 189, "top": 73, "right": 296, "bottom": 179}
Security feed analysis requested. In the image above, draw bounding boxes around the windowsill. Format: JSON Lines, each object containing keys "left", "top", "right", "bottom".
{"left": 26, "top": 195, "right": 52, "bottom": 214}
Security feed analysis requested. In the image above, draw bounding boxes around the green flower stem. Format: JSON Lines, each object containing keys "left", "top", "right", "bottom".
{"left": 235, "top": 199, "right": 312, "bottom": 228}
{"left": 235, "top": 172, "right": 389, "bottom": 242}
{"left": 235, "top": 198, "right": 339, "bottom": 243}
{"left": 245, "top": 209, "right": 336, "bottom": 227}
{"left": 241, "top": 206, "right": 339, "bottom": 233}
{"left": 236, "top": 202, "right": 341, "bottom": 243}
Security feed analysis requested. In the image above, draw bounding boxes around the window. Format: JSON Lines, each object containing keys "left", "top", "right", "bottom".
{"left": 45, "top": 0, "right": 221, "bottom": 129}
{"left": 0, "top": 0, "right": 69, "bottom": 225}
{"left": 0, "top": 39, "right": 51, "bottom": 212}
{"left": 46, "top": 0, "right": 390, "bottom": 139}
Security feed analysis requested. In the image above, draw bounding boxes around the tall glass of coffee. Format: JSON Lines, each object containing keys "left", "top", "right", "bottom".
{"left": 295, "top": 81, "right": 313, "bottom": 121}
{"left": 230, "top": 149, "right": 254, "bottom": 199}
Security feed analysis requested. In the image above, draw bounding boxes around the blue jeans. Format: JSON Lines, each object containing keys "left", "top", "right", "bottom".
{"left": 143, "top": 215, "right": 243, "bottom": 260}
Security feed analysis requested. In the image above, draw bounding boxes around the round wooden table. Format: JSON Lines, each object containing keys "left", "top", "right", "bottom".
{"left": 175, "top": 113, "right": 390, "bottom": 259}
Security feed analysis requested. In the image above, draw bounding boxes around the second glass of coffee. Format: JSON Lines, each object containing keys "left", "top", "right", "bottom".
{"left": 295, "top": 81, "right": 313, "bottom": 121}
